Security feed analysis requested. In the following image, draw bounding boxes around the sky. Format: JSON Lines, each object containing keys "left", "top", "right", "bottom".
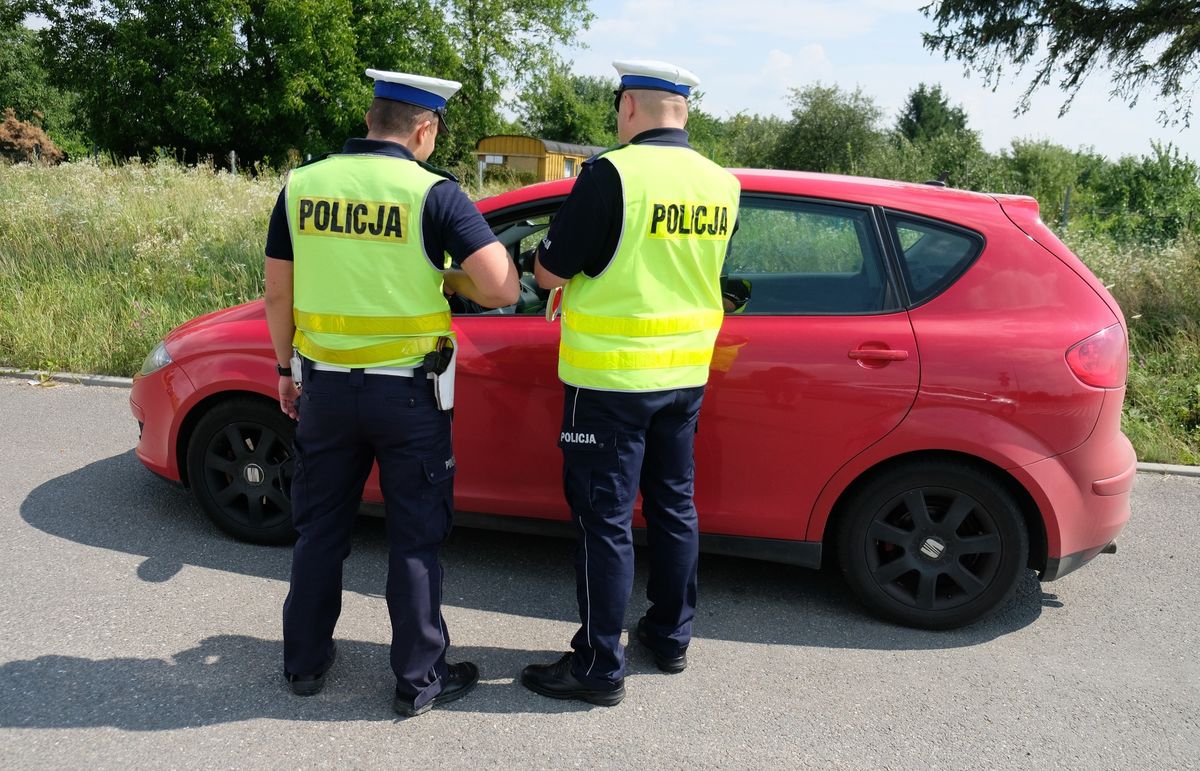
{"left": 559, "top": 0, "right": 1198, "bottom": 161}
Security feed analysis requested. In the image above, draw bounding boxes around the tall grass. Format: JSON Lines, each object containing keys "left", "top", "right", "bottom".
{"left": 1, "top": 160, "right": 1197, "bottom": 464}
{"left": 1, "top": 159, "right": 278, "bottom": 374}
{"left": 1066, "top": 230, "right": 1200, "bottom": 464}
{"left": 0, "top": 159, "right": 517, "bottom": 375}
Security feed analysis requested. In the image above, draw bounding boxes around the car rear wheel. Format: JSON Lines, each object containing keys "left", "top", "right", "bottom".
{"left": 836, "top": 460, "right": 1028, "bottom": 630}
{"left": 186, "top": 398, "right": 296, "bottom": 545}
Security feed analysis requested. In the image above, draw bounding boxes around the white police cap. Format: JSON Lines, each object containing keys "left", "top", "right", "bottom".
{"left": 365, "top": 69, "right": 461, "bottom": 131}
{"left": 612, "top": 59, "right": 700, "bottom": 98}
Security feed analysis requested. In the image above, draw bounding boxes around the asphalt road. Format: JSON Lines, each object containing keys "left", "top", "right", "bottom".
{"left": 0, "top": 377, "right": 1197, "bottom": 770}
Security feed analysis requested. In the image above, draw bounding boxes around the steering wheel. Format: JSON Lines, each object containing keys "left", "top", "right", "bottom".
{"left": 518, "top": 246, "right": 539, "bottom": 275}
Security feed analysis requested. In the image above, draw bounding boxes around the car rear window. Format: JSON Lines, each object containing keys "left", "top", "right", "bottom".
{"left": 886, "top": 214, "right": 983, "bottom": 306}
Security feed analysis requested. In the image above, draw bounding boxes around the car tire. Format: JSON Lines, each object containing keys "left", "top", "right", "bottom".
{"left": 836, "top": 460, "right": 1028, "bottom": 630}
{"left": 186, "top": 397, "right": 297, "bottom": 545}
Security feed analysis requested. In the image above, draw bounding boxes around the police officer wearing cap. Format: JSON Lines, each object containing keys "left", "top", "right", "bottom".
{"left": 521, "top": 60, "right": 740, "bottom": 705}
{"left": 264, "top": 69, "right": 518, "bottom": 716}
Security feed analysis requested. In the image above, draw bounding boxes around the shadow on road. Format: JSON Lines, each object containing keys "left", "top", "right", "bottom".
{"left": 0, "top": 635, "right": 608, "bottom": 729}
{"left": 19, "top": 451, "right": 1051, "bottom": 657}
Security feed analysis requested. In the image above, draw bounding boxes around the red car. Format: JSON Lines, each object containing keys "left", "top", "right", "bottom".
{"left": 130, "top": 170, "right": 1134, "bottom": 629}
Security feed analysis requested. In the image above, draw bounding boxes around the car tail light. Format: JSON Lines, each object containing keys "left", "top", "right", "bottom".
{"left": 1066, "top": 324, "right": 1127, "bottom": 388}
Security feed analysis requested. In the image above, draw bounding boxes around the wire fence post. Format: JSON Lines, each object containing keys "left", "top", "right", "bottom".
{"left": 229, "top": 150, "right": 237, "bottom": 174}
{"left": 1060, "top": 185, "right": 1072, "bottom": 230}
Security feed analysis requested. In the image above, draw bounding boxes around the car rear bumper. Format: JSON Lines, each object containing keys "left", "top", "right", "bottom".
{"left": 1014, "top": 389, "right": 1135, "bottom": 580}
{"left": 1042, "top": 541, "right": 1118, "bottom": 581}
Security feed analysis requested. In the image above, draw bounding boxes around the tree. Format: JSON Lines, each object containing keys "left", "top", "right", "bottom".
{"left": 865, "top": 129, "right": 1005, "bottom": 192}
{"left": 442, "top": 0, "right": 593, "bottom": 166}
{"left": 771, "top": 83, "right": 884, "bottom": 174}
{"left": 922, "top": 0, "right": 1200, "bottom": 126}
{"left": 1087, "top": 142, "right": 1200, "bottom": 241}
{"left": 677, "top": 93, "right": 729, "bottom": 165}
{"left": 34, "top": 0, "right": 592, "bottom": 167}
{"left": 38, "top": 0, "right": 368, "bottom": 162}
{"left": 896, "top": 82, "right": 967, "bottom": 142}
{"left": 999, "top": 139, "right": 1106, "bottom": 221}
{"left": 0, "top": 0, "right": 35, "bottom": 27}
{"left": 721, "top": 113, "right": 786, "bottom": 169}
{"left": 0, "top": 14, "right": 84, "bottom": 155}
{"left": 519, "top": 71, "right": 615, "bottom": 146}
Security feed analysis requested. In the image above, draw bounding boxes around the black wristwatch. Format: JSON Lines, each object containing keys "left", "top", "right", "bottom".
{"left": 275, "top": 363, "right": 292, "bottom": 376}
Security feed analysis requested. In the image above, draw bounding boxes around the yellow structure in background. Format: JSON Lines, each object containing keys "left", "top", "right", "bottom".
{"left": 475, "top": 135, "right": 607, "bottom": 183}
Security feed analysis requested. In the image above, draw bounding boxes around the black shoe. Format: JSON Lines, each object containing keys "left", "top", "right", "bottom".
{"left": 636, "top": 617, "right": 688, "bottom": 674}
{"left": 286, "top": 643, "right": 337, "bottom": 696}
{"left": 393, "top": 661, "right": 480, "bottom": 717}
{"left": 521, "top": 653, "right": 625, "bottom": 706}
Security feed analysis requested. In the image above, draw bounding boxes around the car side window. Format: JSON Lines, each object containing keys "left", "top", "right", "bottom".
{"left": 886, "top": 214, "right": 983, "bottom": 306}
{"left": 724, "top": 197, "right": 896, "bottom": 315}
{"left": 463, "top": 205, "right": 559, "bottom": 316}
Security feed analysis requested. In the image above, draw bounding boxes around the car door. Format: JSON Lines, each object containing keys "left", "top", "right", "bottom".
{"left": 449, "top": 204, "right": 567, "bottom": 519}
{"left": 693, "top": 195, "right": 920, "bottom": 541}
{"left": 450, "top": 191, "right": 920, "bottom": 544}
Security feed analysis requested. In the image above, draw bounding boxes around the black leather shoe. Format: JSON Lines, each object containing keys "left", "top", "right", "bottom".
{"left": 636, "top": 617, "right": 687, "bottom": 674}
{"left": 393, "top": 661, "right": 480, "bottom": 717}
{"left": 521, "top": 653, "right": 625, "bottom": 706}
{"left": 286, "top": 643, "right": 337, "bottom": 696}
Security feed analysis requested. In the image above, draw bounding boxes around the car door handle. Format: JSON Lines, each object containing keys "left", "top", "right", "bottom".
{"left": 848, "top": 348, "right": 909, "bottom": 362}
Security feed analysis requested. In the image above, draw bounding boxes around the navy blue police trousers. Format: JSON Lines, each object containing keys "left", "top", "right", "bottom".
{"left": 558, "top": 383, "right": 706, "bottom": 687}
{"left": 283, "top": 362, "right": 456, "bottom": 709}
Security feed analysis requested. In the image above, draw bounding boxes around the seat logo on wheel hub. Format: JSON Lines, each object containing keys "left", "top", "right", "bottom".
{"left": 243, "top": 464, "right": 265, "bottom": 486}
{"left": 919, "top": 537, "right": 946, "bottom": 560}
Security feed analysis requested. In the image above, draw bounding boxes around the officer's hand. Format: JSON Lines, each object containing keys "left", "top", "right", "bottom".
{"left": 278, "top": 375, "right": 300, "bottom": 420}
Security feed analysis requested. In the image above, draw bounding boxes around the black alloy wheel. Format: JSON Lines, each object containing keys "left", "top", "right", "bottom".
{"left": 837, "top": 460, "right": 1028, "bottom": 630}
{"left": 186, "top": 398, "right": 297, "bottom": 545}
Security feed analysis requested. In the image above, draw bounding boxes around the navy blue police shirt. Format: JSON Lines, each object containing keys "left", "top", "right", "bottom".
{"left": 538, "top": 127, "right": 735, "bottom": 279}
{"left": 264, "top": 138, "right": 497, "bottom": 267}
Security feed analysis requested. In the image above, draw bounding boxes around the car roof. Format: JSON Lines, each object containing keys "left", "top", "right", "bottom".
{"left": 475, "top": 168, "right": 1020, "bottom": 222}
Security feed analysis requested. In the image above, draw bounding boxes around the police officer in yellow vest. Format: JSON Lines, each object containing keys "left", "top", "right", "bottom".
{"left": 263, "top": 69, "right": 518, "bottom": 716}
{"left": 521, "top": 60, "right": 740, "bottom": 705}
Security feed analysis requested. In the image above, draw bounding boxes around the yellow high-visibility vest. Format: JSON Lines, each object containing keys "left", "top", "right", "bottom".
{"left": 286, "top": 154, "right": 452, "bottom": 368}
{"left": 559, "top": 144, "right": 740, "bottom": 391}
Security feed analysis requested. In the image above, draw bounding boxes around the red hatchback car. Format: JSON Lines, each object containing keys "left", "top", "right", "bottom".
{"left": 130, "top": 170, "right": 1134, "bottom": 629}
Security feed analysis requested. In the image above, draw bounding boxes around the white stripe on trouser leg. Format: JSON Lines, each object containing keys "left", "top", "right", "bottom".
{"left": 576, "top": 515, "right": 597, "bottom": 677}
{"left": 437, "top": 562, "right": 448, "bottom": 683}
{"left": 571, "top": 387, "right": 596, "bottom": 676}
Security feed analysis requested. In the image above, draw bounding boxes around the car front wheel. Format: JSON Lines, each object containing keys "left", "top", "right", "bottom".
{"left": 186, "top": 397, "right": 297, "bottom": 545}
{"left": 836, "top": 460, "right": 1029, "bottom": 630}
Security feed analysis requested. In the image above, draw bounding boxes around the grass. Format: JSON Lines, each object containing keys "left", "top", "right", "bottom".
{"left": 1, "top": 160, "right": 277, "bottom": 375}
{"left": 1, "top": 159, "right": 1197, "bottom": 464}
{"left": 1066, "top": 229, "right": 1200, "bottom": 464}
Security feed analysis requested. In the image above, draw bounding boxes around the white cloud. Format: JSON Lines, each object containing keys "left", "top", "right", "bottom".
{"left": 585, "top": 0, "right": 691, "bottom": 49}
{"left": 562, "top": 0, "right": 1198, "bottom": 159}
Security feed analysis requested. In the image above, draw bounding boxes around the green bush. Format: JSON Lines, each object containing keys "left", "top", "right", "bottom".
{"left": 1077, "top": 143, "right": 1200, "bottom": 243}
